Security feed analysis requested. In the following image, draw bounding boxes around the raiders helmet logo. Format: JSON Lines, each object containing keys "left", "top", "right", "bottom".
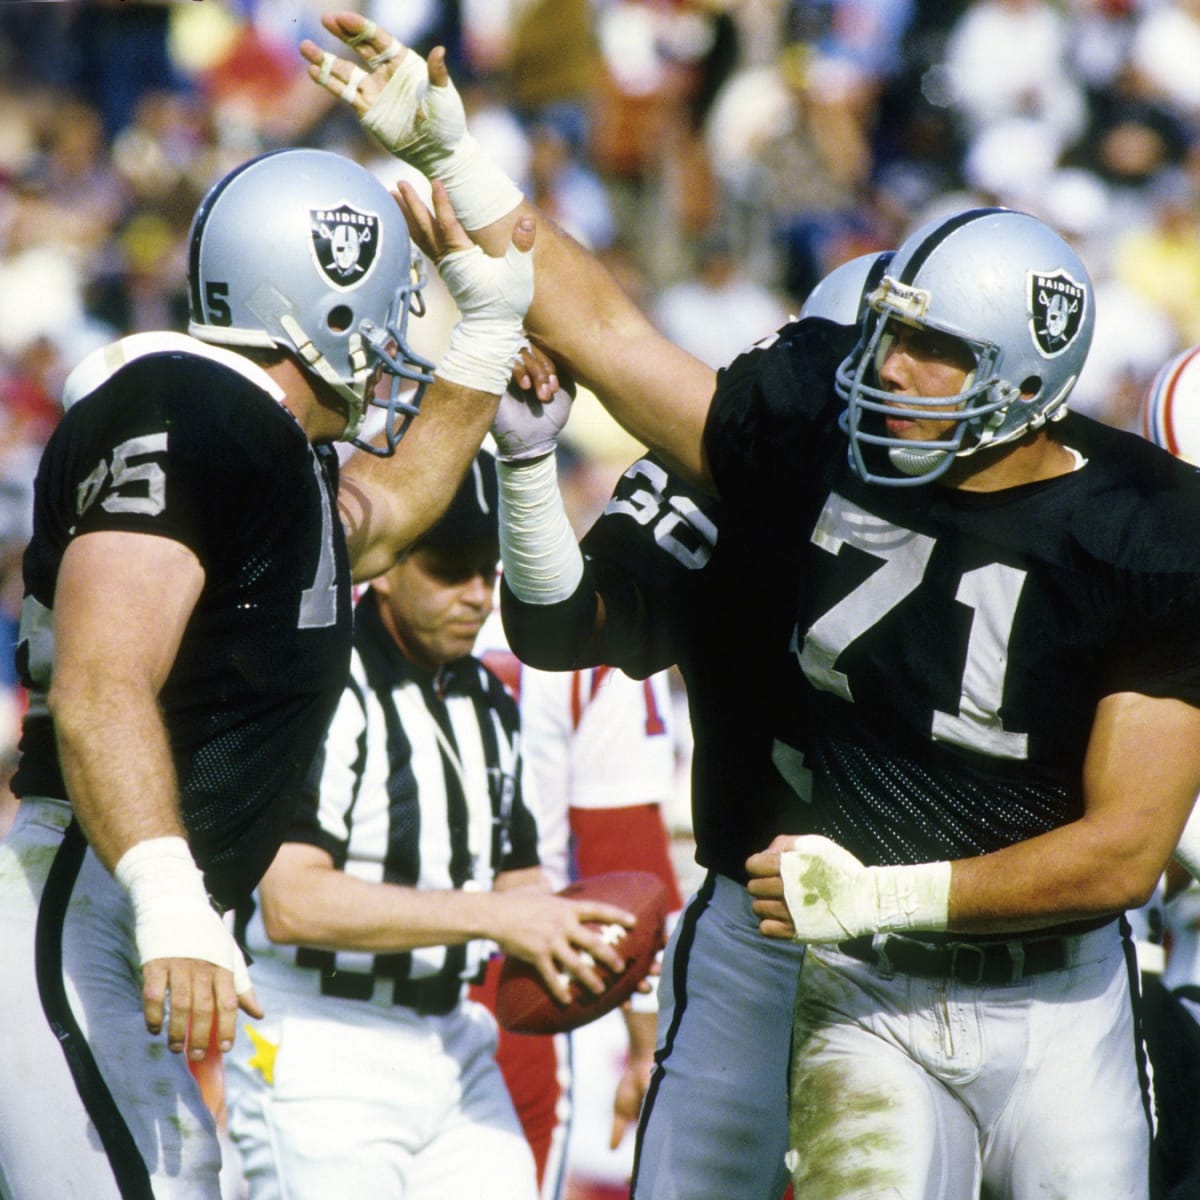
{"left": 1028, "top": 269, "right": 1086, "bottom": 358}
{"left": 310, "top": 203, "right": 380, "bottom": 288}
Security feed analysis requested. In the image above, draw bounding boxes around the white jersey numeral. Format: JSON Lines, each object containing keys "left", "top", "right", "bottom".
{"left": 76, "top": 434, "right": 168, "bottom": 517}
{"left": 795, "top": 494, "right": 1029, "bottom": 760}
{"left": 299, "top": 450, "right": 338, "bottom": 629}
{"left": 605, "top": 458, "right": 718, "bottom": 570}
{"left": 930, "top": 564, "right": 1028, "bottom": 758}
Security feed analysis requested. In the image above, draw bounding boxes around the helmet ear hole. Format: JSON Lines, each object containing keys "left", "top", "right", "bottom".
{"left": 327, "top": 305, "right": 353, "bottom": 333}
{"left": 1019, "top": 375, "right": 1041, "bottom": 398}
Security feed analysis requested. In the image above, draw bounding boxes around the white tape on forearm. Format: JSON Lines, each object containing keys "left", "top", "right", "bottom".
{"left": 779, "top": 835, "right": 950, "bottom": 941}
{"left": 872, "top": 859, "right": 952, "bottom": 933}
{"left": 436, "top": 134, "right": 524, "bottom": 231}
{"left": 115, "top": 836, "right": 252, "bottom": 993}
{"left": 498, "top": 456, "right": 585, "bottom": 604}
{"left": 360, "top": 54, "right": 522, "bottom": 230}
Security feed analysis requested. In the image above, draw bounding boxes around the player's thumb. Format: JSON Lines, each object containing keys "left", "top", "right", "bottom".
{"left": 233, "top": 946, "right": 264, "bottom": 1018}
{"left": 511, "top": 214, "right": 535, "bottom": 256}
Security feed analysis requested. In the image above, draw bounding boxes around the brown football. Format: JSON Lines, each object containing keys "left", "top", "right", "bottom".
{"left": 494, "top": 870, "right": 670, "bottom": 1035}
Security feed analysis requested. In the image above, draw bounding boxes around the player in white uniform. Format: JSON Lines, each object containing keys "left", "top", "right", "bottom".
{"left": 223, "top": 452, "right": 636, "bottom": 1200}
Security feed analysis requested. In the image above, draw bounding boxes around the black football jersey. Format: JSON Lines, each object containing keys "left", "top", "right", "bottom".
{"left": 502, "top": 318, "right": 860, "bottom": 880}
{"left": 706, "top": 325, "right": 1200, "bottom": 872}
{"left": 13, "top": 343, "right": 353, "bottom": 906}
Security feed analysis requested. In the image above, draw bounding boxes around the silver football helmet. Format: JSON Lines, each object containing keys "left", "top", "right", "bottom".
{"left": 1142, "top": 346, "right": 1200, "bottom": 466}
{"left": 799, "top": 250, "right": 894, "bottom": 325}
{"left": 835, "top": 208, "right": 1095, "bottom": 486}
{"left": 187, "top": 148, "right": 435, "bottom": 456}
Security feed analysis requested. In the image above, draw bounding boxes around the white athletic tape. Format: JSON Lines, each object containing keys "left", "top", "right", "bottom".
{"left": 779, "top": 835, "right": 951, "bottom": 942}
{"left": 360, "top": 52, "right": 523, "bottom": 230}
{"left": 360, "top": 52, "right": 431, "bottom": 154}
{"left": 346, "top": 18, "right": 377, "bottom": 48}
{"left": 115, "top": 836, "right": 253, "bottom": 994}
{"left": 317, "top": 52, "right": 336, "bottom": 87}
{"left": 366, "top": 41, "right": 403, "bottom": 71}
{"left": 497, "top": 455, "right": 585, "bottom": 605}
{"left": 435, "top": 240, "right": 533, "bottom": 395}
{"left": 341, "top": 66, "right": 367, "bottom": 104}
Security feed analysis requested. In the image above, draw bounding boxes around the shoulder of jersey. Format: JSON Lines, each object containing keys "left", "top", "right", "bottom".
{"left": 1066, "top": 413, "right": 1200, "bottom": 568}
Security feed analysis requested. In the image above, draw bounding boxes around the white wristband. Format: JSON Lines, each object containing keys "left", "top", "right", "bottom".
{"left": 435, "top": 242, "right": 532, "bottom": 396}
{"left": 498, "top": 456, "right": 585, "bottom": 604}
{"left": 871, "top": 860, "right": 952, "bottom": 934}
{"left": 114, "top": 836, "right": 252, "bottom": 994}
{"left": 779, "top": 835, "right": 951, "bottom": 942}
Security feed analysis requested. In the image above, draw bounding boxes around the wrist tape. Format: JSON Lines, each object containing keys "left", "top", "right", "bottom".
{"left": 115, "top": 836, "right": 251, "bottom": 993}
{"left": 498, "top": 456, "right": 585, "bottom": 604}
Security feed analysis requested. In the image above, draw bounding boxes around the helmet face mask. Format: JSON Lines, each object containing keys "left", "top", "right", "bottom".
{"left": 188, "top": 148, "right": 435, "bottom": 456}
{"left": 835, "top": 208, "right": 1094, "bottom": 487}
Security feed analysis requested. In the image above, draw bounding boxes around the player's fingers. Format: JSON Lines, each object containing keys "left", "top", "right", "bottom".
{"left": 303, "top": 48, "right": 373, "bottom": 110}
{"left": 141, "top": 960, "right": 168, "bottom": 1034}
{"left": 535, "top": 957, "right": 577, "bottom": 1005}
{"left": 164, "top": 963, "right": 196, "bottom": 1053}
{"left": 610, "top": 1112, "right": 631, "bottom": 1151}
{"left": 209, "top": 969, "right": 243, "bottom": 1053}
{"left": 561, "top": 942, "right": 614, "bottom": 995}
{"left": 745, "top": 874, "right": 783, "bottom": 900}
{"left": 513, "top": 342, "right": 559, "bottom": 399}
{"left": 750, "top": 895, "right": 790, "bottom": 922}
{"left": 757, "top": 916, "right": 796, "bottom": 941}
{"left": 511, "top": 214, "right": 536, "bottom": 256}
{"left": 427, "top": 44, "right": 451, "bottom": 87}
{"left": 238, "top": 984, "right": 265, "bottom": 1022}
{"left": 576, "top": 900, "right": 637, "bottom": 928}
{"left": 393, "top": 182, "right": 440, "bottom": 260}
{"left": 430, "top": 179, "right": 471, "bottom": 256}
{"left": 186, "top": 976, "right": 217, "bottom": 1062}
{"left": 743, "top": 849, "right": 781, "bottom": 880}
{"left": 319, "top": 9, "right": 371, "bottom": 49}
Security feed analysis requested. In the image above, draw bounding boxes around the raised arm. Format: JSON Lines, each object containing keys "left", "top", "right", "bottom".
{"left": 339, "top": 182, "right": 536, "bottom": 581}
{"left": 301, "top": 12, "right": 717, "bottom": 487}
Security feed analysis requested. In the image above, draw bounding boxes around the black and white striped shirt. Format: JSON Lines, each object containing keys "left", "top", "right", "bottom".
{"left": 245, "top": 591, "right": 541, "bottom": 1010}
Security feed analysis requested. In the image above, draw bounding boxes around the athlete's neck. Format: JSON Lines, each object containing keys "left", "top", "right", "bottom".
{"left": 944, "top": 431, "right": 1081, "bottom": 494}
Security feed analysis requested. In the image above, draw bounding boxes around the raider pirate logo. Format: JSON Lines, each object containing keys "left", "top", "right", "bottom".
{"left": 1028, "top": 268, "right": 1086, "bottom": 358}
{"left": 310, "top": 203, "right": 379, "bottom": 288}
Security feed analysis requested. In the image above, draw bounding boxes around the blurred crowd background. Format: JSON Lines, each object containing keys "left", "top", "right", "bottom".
{"left": 5, "top": 0, "right": 1200, "bottom": 859}
{"left": 6, "top": 0, "right": 1200, "bottom": 866}
{"left": 4, "top": 2, "right": 1200, "bottom": 1194}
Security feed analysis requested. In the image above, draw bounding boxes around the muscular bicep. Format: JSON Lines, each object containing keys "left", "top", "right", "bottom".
{"left": 52, "top": 531, "right": 205, "bottom": 704}
{"left": 1081, "top": 690, "right": 1200, "bottom": 883}
{"left": 48, "top": 531, "right": 205, "bottom": 866}
{"left": 948, "top": 691, "right": 1200, "bottom": 933}
{"left": 480, "top": 201, "right": 717, "bottom": 486}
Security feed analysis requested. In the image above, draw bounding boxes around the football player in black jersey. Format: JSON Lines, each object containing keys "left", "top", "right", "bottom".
{"left": 0, "top": 147, "right": 568, "bottom": 1199}
{"left": 492, "top": 259, "right": 881, "bottom": 1200}
{"left": 308, "top": 18, "right": 1200, "bottom": 1200}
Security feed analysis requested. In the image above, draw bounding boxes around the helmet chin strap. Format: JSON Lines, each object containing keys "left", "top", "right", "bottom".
{"left": 279, "top": 314, "right": 368, "bottom": 441}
